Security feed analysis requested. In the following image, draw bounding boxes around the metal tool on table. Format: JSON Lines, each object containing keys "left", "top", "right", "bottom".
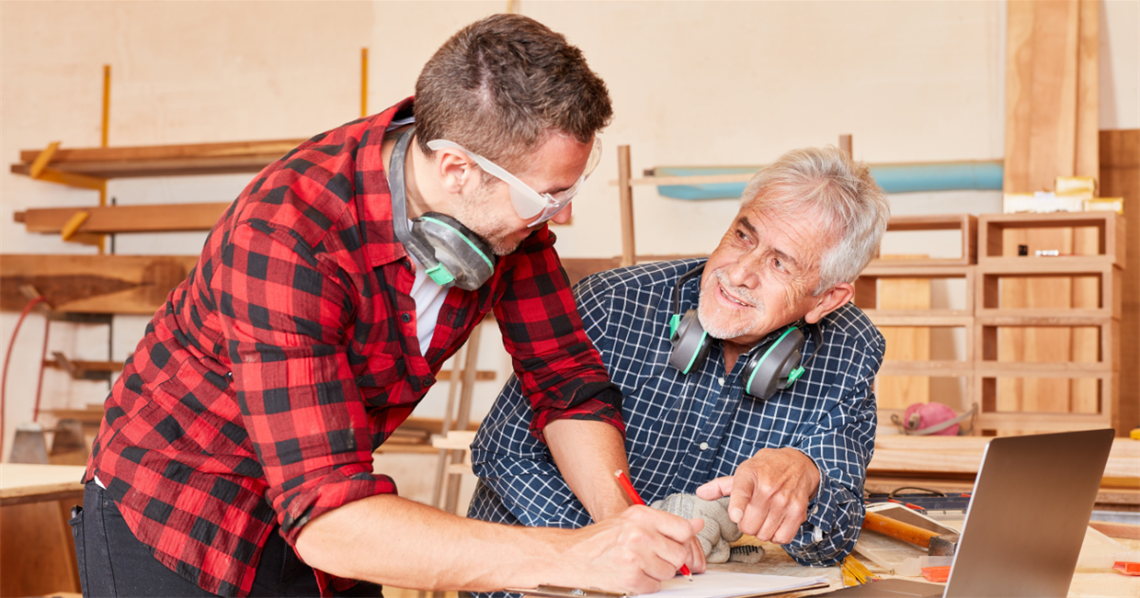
{"left": 862, "top": 509, "right": 959, "bottom": 556}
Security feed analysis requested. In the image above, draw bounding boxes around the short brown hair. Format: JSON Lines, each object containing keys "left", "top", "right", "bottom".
{"left": 414, "top": 14, "right": 613, "bottom": 169}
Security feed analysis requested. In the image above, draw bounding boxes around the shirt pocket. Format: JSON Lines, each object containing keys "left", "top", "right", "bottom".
{"left": 354, "top": 354, "right": 410, "bottom": 407}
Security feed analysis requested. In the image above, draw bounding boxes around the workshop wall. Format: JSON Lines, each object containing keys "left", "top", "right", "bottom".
{"left": 1, "top": 1, "right": 1137, "bottom": 461}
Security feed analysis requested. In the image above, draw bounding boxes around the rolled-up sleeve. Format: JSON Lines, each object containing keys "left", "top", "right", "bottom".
{"left": 493, "top": 226, "right": 624, "bottom": 441}
{"left": 217, "top": 222, "right": 396, "bottom": 546}
{"left": 783, "top": 334, "right": 882, "bottom": 566}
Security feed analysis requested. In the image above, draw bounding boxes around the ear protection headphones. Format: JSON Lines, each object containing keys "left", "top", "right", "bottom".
{"left": 389, "top": 126, "right": 496, "bottom": 292}
{"left": 667, "top": 264, "right": 823, "bottom": 400}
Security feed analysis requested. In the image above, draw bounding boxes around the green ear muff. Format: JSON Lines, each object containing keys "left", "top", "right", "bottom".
{"left": 388, "top": 126, "right": 496, "bottom": 291}
{"left": 668, "top": 309, "right": 711, "bottom": 375}
{"left": 741, "top": 326, "right": 807, "bottom": 400}
{"left": 413, "top": 214, "right": 494, "bottom": 291}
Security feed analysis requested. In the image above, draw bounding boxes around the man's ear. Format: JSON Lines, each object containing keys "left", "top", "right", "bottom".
{"left": 804, "top": 282, "right": 854, "bottom": 324}
{"left": 433, "top": 149, "right": 475, "bottom": 195}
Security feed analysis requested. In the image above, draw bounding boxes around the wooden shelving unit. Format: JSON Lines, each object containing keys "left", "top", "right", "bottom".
{"left": 855, "top": 218, "right": 978, "bottom": 425}
{"left": 973, "top": 211, "right": 1125, "bottom": 433}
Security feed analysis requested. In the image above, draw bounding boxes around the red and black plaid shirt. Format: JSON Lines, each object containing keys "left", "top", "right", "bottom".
{"left": 85, "top": 99, "right": 624, "bottom": 597}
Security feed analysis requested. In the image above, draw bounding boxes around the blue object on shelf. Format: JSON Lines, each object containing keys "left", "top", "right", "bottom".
{"left": 654, "top": 160, "right": 1004, "bottom": 200}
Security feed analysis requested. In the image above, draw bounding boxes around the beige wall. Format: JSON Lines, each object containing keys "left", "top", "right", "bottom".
{"left": 1, "top": 1, "right": 1137, "bottom": 459}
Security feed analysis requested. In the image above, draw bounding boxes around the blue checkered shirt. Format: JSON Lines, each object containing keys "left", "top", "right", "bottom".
{"left": 468, "top": 258, "right": 883, "bottom": 567}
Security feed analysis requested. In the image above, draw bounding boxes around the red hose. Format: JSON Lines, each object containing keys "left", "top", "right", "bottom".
{"left": 1, "top": 297, "right": 50, "bottom": 460}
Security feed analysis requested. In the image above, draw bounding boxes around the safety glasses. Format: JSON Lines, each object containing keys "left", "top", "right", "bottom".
{"left": 427, "top": 136, "right": 602, "bottom": 227}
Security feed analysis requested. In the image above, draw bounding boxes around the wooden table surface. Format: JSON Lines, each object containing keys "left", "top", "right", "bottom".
{"left": 0, "top": 463, "right": 86, "bottom": 506}
{"left": 714, "top": 521, "right": 1139, "bottom": 598}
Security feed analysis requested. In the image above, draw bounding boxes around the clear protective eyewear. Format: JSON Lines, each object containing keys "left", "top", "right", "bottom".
{"left": 426, "top": 136, "right": 602, "bottom": 227}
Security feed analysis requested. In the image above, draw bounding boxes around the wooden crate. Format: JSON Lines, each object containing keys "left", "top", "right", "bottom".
{"left": 975, "top": 258, "right": 1122, "bottom": 319}
{"left": 979, "top": 211, "right": 1126, "bottom": 268}
{"left": 856, "top": 265, "right": 975, "bottom": 317}
{"left": 870, "top": 214, "right": 978, "bottom": 267}
{"left": 973, "top": 370, "right": 1116, "bottom": 432}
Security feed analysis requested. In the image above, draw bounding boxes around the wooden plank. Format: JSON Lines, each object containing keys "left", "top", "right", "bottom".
{"left": 1075, "top": 0, "right": 1100, "bottom": 179}
{"left": 1100, "top": 129, "right": 1139, "bottom": 436}
{"left": 13, "top": 138, "right": 304, "bottom": 179}
{"left": 617, "top": 145, "right": 636, "bottom": 268}
{"left": 0, "top": 464, "right": 86, "bottom": 506}
{"left": 0, "top": 254, "right": 197, "bottom": 314}
{"left": 1070, "top": 0, "right": 1102, "bottom": 416}
{"left": 1088, "top": 521, "right": 1140, "bottom": 541}
{"left": 878, "top": 361, "right": 973, "bottom": 377}
{"left": 16, "top": 202, "right": 232, "bottom": 234}
{"left": 1004, "top": 0, "right": 1082, "bottom": 193}
{"left": 864, "top": 475, "right": 1137, "bottom": 507}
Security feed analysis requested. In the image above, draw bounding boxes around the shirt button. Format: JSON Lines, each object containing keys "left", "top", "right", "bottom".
{"left": 423, "top": 377, "right": 434, "bottom": 387}
{"left": 401, "top": 313, "right": 411, "bottom": 323}
{"left": 699, "top": 442, "right": 709, "bottom": 451}
{"left": 718, "top": 377, "right": 725, "bottom": 385}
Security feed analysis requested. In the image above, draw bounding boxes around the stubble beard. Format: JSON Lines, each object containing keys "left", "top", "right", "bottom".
{"left": 697, "top": 267, "right": 766, "bottom": 340}
{"left": 451, "top": 181, "right": 526, "bottom": 256}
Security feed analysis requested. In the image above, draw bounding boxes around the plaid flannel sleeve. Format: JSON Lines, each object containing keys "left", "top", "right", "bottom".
{"left": 216, "top": 222, "right": 396, "bottom": 547}
{"left": 783, "top": 327, "right": 883, "bottom": 566}
{"left": 493, "top": 226, "right": 624, "bottom": 441}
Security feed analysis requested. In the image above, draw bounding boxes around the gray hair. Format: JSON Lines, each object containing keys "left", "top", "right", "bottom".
{"left": 740, "top": 146, "right": 890, "bottom": 295}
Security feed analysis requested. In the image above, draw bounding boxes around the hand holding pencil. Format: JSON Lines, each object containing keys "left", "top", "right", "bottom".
{"left": 615, "top": 470, "right": 695, "bottom": 580}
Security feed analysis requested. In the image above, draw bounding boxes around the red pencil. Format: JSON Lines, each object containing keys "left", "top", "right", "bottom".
{"left": 614, "top": 470, "right": 693, "bottom": 580}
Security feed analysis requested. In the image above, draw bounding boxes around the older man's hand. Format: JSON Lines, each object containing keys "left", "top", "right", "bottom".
{"left": 694, "top": 448, "right": 820, "bottom": 544}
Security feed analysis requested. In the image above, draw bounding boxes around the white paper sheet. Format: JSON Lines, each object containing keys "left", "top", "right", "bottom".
{"left": 636, "top": 570, "right": 829, "bottom": 598}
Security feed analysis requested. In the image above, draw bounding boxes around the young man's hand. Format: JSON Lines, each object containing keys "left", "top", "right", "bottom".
{"left": 555, "top": 505, "right": 703, "bottom": 593}
{"left": 694, "top": 447, "right": 819, "bottom": 544}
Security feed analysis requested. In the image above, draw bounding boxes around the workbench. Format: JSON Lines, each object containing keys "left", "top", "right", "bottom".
{"left": 712, "top": 519, "right": 1140, "bottom": 597}
{"left": 0, "top": 464, "right": 86, "bottom": 596}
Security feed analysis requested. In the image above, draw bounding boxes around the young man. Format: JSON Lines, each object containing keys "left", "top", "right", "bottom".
{"left": 470, "top": 147, "right": 891, "bottom": 577}
{"left": 78, "top": 14, "right": 697, "bottom": 598}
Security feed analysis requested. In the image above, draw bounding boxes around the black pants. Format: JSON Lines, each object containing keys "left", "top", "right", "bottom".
{"left": 71, "top": 482, "right": 383, "bottom": 597}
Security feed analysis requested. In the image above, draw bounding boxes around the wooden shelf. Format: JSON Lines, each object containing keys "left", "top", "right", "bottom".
{"left": 856, "top": 266, "right": 974, "bottom": 315}
{"left": 974, "top": 371, "right": 1118, "bottom": 432}
{"left": 10, "top": 139, "right": 305, "bottom": 179}
{"left": 979, "top": 211, "right": 1126, "bottom": 268}
{"left": 976, "top": 261, "right": 1122, "bottom": 319}
{"left": 974, "top": 362, "right": 1113, "bottom": 376}
{"left": 976, "top": 319, "right": 1118, "bottom": 371}
{"left": 15, "top": 202, "right": 231, "bottom": 234}
{"left": 0, "top": 254, "right": 199, "bottom": 315}
{"left": 878, "top": 360, "right": 973, "bottom": 377}
{"left": 870, "top": 214, "right": 977, "bottom": 267}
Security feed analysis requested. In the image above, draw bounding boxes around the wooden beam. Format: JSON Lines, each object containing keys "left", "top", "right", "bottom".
{"left": 16, "top": 202, "right": 232, "bottom": 234}
{"left": 617, "top": 145, "right": 636, "bottom": 268}
{"left": 0, "top": 254, "right": 198, "bottom": 314}
{"left": 12, "top": 139, "right": 304, "bottom": 179}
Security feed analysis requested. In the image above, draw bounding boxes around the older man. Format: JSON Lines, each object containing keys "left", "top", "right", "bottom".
{"left": 469, "top": 146, "right": 890, "bottom": 572}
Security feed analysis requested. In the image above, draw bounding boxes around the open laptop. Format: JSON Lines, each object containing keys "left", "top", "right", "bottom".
{"left": 819, "top": 428, "right": 1115, "bottom": 597}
